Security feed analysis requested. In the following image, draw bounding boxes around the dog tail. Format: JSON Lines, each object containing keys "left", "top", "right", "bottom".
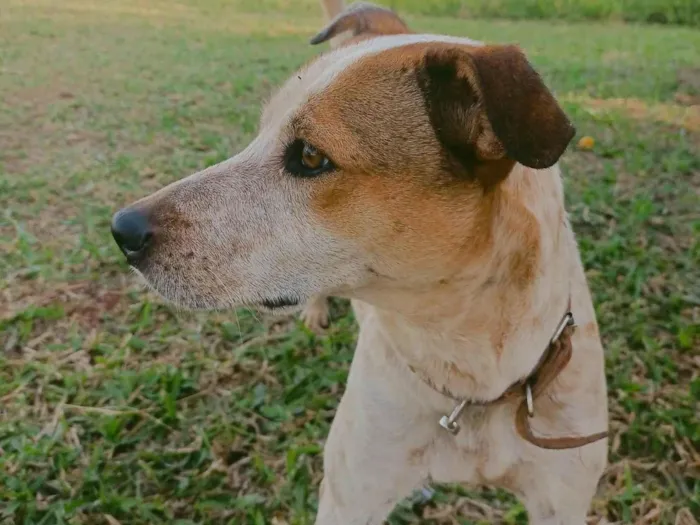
{"left": 320, "top": 0, "right": 345, "bottom": 20}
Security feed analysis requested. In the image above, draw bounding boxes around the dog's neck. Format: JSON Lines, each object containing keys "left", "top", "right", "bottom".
{"left": 355, "top": 164, "right": 578, "bottom": 401}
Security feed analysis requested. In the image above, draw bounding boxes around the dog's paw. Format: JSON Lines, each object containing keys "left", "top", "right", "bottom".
{"left": 300, "top": 296, "right": 330, "bottom": 334}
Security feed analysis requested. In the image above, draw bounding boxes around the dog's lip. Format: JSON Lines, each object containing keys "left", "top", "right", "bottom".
{"left": 258, "top": 295, "right": 301, "bottom": 310}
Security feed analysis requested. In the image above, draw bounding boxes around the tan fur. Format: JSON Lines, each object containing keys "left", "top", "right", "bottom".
{"left": 312, "top": 1, "right": 410, "bottom": 49}
{"left": 317, "top": 0, "right": 350, "bottom": 48}
{"left": 113, "top": 2, "right": 608, "bottom": 523}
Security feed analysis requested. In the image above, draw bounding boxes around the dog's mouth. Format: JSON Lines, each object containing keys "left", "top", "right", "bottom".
{"left": 257, "top": 295, "right": 302, "bottom": 313}
{"left": 133, "top": 265, "right": 306, "bottom": 313}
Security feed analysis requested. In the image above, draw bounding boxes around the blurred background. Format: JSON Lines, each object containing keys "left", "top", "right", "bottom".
{"left": 386, "top": 0, "right": 700, "bottom": 25}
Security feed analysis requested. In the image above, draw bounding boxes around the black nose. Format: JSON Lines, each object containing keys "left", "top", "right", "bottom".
{"left": 111, "top": 208, "right": 153, "bottom": 262}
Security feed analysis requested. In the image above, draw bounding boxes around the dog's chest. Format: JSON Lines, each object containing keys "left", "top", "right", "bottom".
{"left": 352, "top": 304, "right": 527, "bottom": 485}
{"left": 425, "top": 405, "right": 522, "bottom": 485}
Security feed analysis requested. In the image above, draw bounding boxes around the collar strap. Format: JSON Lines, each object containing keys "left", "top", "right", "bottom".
{"left": 412, "top": 301, "right": 608, "bottom": 450}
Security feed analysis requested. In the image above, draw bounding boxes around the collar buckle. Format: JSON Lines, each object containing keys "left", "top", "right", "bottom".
{"left": 551, "top": 311, "right": 575, "bottom": 345}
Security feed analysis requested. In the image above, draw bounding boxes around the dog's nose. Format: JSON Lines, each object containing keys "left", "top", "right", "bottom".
{"left": 111, "top": 208, "right": 153, "bottom": 262}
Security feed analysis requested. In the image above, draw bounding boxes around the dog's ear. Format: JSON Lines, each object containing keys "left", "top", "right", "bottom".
{"left": 310, "top": 2, "right": 410, "bottom": 47}
{"left": 416, "top": 44, "right": 575, "bottom": 184}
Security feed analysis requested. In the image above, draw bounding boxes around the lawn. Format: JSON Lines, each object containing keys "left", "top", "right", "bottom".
{"left": 0, "top": 0, "right": 698, "bottom": 524}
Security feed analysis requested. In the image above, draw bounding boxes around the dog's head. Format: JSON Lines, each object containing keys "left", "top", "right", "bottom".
{"left": 111, "top": 3, "right": 575, "bottom": 313}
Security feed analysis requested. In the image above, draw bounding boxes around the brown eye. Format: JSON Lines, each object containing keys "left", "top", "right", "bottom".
{"left": 301, "top": 143, "right": 328, "bottom": 170}
{"left": 285, "top": 140, "right": 334, "bottom": 177}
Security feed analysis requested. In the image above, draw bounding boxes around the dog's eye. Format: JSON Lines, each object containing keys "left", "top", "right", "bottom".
{"left": 301, "top": 143, "right": 327, "bottom": 170}
{"left": 285, "top": 140, "right": 334, "bottom": 177}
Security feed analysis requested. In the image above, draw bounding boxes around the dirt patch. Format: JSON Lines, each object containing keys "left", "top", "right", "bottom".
{"left": 565, "top": 94, "right": 700, "bottom": 132}
{"left": 676, "top": 67, "right": 700, "bottom": 106}
{"left": 1, "top": 278, "right": 127, "bottom": 353}
{"left": 0, "top": 84, "right": 106, "bottom": 175}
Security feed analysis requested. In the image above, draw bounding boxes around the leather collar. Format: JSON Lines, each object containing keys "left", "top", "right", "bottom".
{"left": 409, "top": 299, "right": 608, "bottom": 450}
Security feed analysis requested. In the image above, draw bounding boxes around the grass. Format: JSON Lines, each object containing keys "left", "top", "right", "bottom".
{"left": 0, "top": 0, "right": 699, "bottom": 524}
{"left": 382, "top": 0, "right": 700, "bottom": 27}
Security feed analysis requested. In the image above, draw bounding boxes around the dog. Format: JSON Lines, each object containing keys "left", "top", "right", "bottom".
{"left": 111, "top": 1, "right": 609, "bottom": 523}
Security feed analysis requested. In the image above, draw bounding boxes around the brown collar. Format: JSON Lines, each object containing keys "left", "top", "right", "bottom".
{"left": 411, "top": 301, "right": 608, "bottom": 450}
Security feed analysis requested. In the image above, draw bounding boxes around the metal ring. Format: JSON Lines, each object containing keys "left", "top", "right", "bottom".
{"left": 526, "top": 383, "right": 534, "bottom": 417}
{"left": 439, "top": 415, "right": 460, "bottom": 435}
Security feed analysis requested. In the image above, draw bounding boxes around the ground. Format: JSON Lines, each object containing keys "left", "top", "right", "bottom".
{"left": 0, "top": 1, "right": 698, "bottom": 524}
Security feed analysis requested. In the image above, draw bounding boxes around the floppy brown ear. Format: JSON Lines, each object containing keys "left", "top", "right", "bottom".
{"left": 310, "top": 2, "right": 411, "bottom": 47}
{"left": 416, "top": 44, "right": 575, "bottom": 182}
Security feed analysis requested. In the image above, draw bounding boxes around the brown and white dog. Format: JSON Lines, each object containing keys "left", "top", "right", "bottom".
{"left": 111, "top": 1, "right": 609, "bottom": 523}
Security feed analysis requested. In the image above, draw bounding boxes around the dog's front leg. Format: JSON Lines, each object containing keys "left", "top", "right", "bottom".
{"left": 315, "top": 394, "right": 428, "bottom": 525}
{"left": 315, "top": 337, "right": 431, "bottom": 524}
{"left": 300, "top": 294, "right": 330, "bottom": 333}
{"left": 516, "top": 439, "right": 607, "bottom": 525}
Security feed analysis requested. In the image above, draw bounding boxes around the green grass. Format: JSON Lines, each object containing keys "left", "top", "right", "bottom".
{"left": 1, "top": 0, "right": 699, "bottom": 524}
{"left": 383, "top": 0, "right": 700, "bottom": 26}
